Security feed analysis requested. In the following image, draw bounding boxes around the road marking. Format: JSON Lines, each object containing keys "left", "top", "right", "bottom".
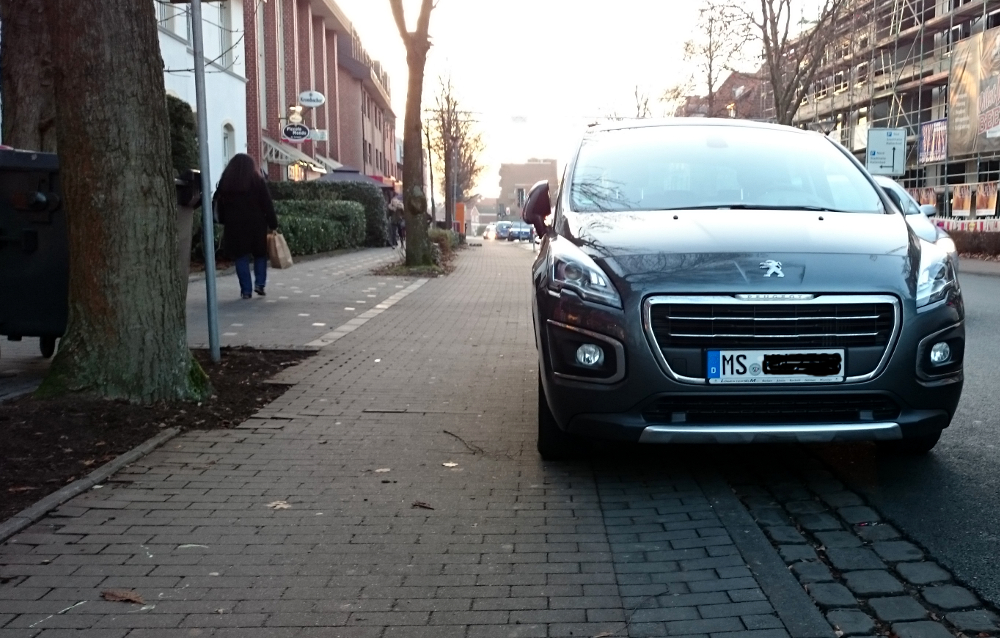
{"left": 306, "top": 279, "right": 428, "bottom": 347}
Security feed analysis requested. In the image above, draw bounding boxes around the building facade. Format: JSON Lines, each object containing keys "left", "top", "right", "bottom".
{"left": 242, "top": 0, "right": 397, "bottom": 184}
{"left": 498, "top": 159, "right": 560, "bottom": 218}
{"left": 158, "top": 0, "right": 248, "bottom": 183}
{"left": 675, "top": 72, "right": 767, "bottom": 120}
{"left": 791, "top": 0, "right": 1000, "bottom": 217}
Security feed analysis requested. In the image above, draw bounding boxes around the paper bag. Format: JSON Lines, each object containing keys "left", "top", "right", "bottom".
{"left": 267, "top": 231, "right": 293, "bottom": 269}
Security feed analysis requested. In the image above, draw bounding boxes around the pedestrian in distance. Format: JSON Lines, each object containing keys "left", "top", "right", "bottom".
{"left": 398, "top": 215, "right": 406, "bottom": 249}
{"left": 213, "top": 153, "right": 278, "bottom": 299}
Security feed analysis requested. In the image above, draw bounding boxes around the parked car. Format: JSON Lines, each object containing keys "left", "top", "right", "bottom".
{"left": 483, "top": 223, "right": 497, "bottom": 240}
{"left": 496, "top": 221, "right": 513, "bottom": 240}
{"left": 507, "top": 221, "right": 532, "bottom": 241}
{"left": 527, "top": 119, "right": 963, "bottom": 460}
{"left": 873, "top": 175, "right": 957, "bottom": 266}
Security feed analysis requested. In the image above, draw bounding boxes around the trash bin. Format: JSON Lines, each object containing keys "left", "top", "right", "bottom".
{"left": 0, "top": 149, "right": 67, "bottom": 359}
{"left": 175, "top": 169, "right": 201, "bottom": 294}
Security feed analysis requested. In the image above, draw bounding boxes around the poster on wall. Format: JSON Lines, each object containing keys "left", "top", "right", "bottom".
{"left": 919, "top": 188, "right": 938, "bottom": 207}
{"left": 948, "top": 28, "right": 1000, "bottom": 156}
{"left": 977, "top": 181, "right": 999, "bottom": 216}
{"left": 953, "top": 184, "right": 973, "bottom": 217}
{"left": 918, "top": 119, "right": 948, "bottom": 164}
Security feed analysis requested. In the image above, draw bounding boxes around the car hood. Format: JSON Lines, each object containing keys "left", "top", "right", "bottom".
{"left": 558, "top": 209, "right": 920, "bottom": 297}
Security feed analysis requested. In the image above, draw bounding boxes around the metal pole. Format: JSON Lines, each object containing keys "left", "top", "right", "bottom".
{"left": 190, "top": 0, "right": 221, "bottom": 363}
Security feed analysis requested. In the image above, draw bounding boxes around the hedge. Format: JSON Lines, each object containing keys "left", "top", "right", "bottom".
{"left": 268, "top": 180, "right": 388, "bottom": 247}
{"left": 277, "top": 215, "right": 351, "bottom": 256}
{"left": 951, "top": 230, "right": 1000, "bottom": 255}
{"left": 275, "top": 199, "right": 365, "bottom": 252}
{"left": 428, "top": 227, "right": 462, "bottom": 257}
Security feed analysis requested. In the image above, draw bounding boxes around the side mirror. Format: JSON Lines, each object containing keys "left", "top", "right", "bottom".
{"left": 919, "top": 204, "right": 937, "bottom": 217}
{"left": 522, "top": 180, "right": 551, "bottom": 237}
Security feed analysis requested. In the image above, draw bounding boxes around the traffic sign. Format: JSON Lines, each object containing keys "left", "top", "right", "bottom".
{"left": 282, "top": 123, "right": 310, "bottom": 143}
{"left": 867, "top": 128, "right": 906, "bottom": 176}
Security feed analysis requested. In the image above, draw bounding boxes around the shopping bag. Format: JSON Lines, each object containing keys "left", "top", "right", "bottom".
{"left": 267, "top": 231, "right": 293, "bottom": 269}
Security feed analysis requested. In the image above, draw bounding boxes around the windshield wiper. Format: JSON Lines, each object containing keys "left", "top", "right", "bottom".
{"left": 670, "top": 204, "right": 854, "bottom": 212}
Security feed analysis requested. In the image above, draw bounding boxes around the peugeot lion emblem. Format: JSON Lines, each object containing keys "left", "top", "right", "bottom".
{"left": 759, "top": 260, "right": 784, "bottom": 278}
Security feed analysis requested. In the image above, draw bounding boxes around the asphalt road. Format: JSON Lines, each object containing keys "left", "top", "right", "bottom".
{"left": 821, "top": 270, "right": 1000, "bottom": 608}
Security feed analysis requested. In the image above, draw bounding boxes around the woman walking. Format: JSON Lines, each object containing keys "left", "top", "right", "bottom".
{"left": 213, "top": 154, "right": 278, "bottom": 299}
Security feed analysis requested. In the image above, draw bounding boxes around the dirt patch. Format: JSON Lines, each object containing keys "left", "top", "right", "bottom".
{"left": 0, "top": 347, "right": 312, "bottom": 523}
{"left": 372, "top": 248, "right": 460, "bottom": 278}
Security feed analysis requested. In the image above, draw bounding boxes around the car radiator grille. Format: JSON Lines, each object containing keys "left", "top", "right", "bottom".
{"left": 642, "top": 394, "right": 901, "bottom": 425}
{"left": 649, "top": 302, "right": 896, "bottom": 349}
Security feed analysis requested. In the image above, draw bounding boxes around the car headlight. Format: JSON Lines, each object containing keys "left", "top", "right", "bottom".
{"left": 935, "top": 236, "right": 957, "bottom": 255}
{"left": 548, "top": 238, "right": 622, "bottom": 308}
{"left": 916, "top": 240, "right": 958, "bottom": 308}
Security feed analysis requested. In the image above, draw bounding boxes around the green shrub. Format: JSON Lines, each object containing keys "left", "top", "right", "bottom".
{"left": 268, "top": 180, "right": 388, "bottom": 247}
{"left": 167, "top": 95, "right": 198, "bottom": 175}
{"left": 275, "top": 199, "right": 365, "bottom": 247}
{"left": 428, "top": 227, "right": 461, "bottom": 257}
{"left": 277, "top": 215, "right": 349, "bottom": 256}
{"left": 190, "top": 207, "right": 222, "bottom": 261}
{"left": 951, "top": 230, "right": 1000, "bottom": 255}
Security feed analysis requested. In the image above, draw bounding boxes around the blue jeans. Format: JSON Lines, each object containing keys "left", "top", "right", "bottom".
{"left": 235, "top": 255, "right": 268, "bottom": 296}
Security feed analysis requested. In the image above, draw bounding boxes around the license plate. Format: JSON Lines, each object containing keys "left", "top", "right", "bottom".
{"left": 707, "top": 349, "right": 844, "bottom": 384}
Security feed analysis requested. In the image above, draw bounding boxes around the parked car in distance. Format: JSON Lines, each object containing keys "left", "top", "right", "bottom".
{"left": 528, "top": 119, "right": 963, "bottom": 460}
{"left": 496, "top": 221, "right": 513, "bottom": 240}
{"left": 873, "top": 175, "right": 957, "bottom": 264}
{"left": 507, "top": 221, "right": 532, "bottom": 241}
{"left": 483, "top": 223, "right": 496, "bottom": 240}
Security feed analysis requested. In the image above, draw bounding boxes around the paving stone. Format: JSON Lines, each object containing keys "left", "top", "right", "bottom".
{"left": 808, "top": 583, "right": 859, "bottom": 609}
{"left": 946, "top": 609, "right": 1000, "bottom": 632}
{"left": 765, "top": 526, "right": 807, "bottom": 544}
{"left": 837, "top": 506, "right": 881, "bottom": 525}
{"left": 826, "top": 548, "right": 885, "bottom": 571}
{"left": 820, "top": 492, "right": 864, "bottom": 508}
{"left": 752, "top": 509, "right": 791, "bottom": 527}
{"left": 872, "top": 541, "right": 923, "bottom": 563}
{"left": 921, "top": 585, "right": 978, "bottom": 610}
{"left": 778, "top": 544, "right": 817, "bottom": 563}
{"left": 791, "top": 561, "right": 834, "bottom": 584}
{"left": 843, "top": 570, "right": 905, "bottom": 596}
{"left": 891, "top": 621, "right": 954, "bottom": 638}
{"left": 814, "top": 531, "right": 862, "bottom": 549}
{"left": 867, "top": 597, "right": 927, "bottom": 622}
{"left": 826, "top": 609, "right": 875, "bottom": 636}
{"left": 742, "top": 614, "right": 785, "bottom": 630}
{"left": 896, "top": 562, "right": 950, "bottom": 586}
{"left": 785, "top": 501, "right": 827, "bottom": 515}
{"left": 797, "top": 513, "right": 842, "bottom": 532}
{"left": 854, "top": 524, "right": 900, "bottom": 542}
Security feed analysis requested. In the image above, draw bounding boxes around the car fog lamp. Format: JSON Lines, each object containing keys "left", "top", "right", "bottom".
{"left": 575, "top": 344, "right": 605, "bottom": 367}
{"left": 929, "top": 342, "right": 951, "bottom": 366}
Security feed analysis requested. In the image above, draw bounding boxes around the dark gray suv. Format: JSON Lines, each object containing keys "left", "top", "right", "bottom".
{"left": 524, "top": 120, "right": 963, "bottom": 459}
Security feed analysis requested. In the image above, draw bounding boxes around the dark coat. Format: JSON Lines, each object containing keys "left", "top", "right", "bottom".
{"left": 213, "top": 180, "right": 278, "bottom": 260}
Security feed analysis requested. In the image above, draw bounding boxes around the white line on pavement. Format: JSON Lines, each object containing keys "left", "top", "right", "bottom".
{"left": 305, "top": 279, "right": 428, "bottom": 348}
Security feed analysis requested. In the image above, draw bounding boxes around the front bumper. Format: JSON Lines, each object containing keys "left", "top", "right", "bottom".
{"left": 535, "top": 289, "right": 964, "bottom": 445}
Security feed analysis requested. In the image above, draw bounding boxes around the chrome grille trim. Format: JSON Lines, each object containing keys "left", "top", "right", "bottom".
{"left": 642, "top": 294, "right": 902, "bottom": 385}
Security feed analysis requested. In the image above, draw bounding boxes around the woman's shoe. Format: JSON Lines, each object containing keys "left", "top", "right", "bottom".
{"left": 254, "top": 286, "right": 266, "bottom": 296}
{"left": 241, "top": 293, "right": 252, "bottom": 299}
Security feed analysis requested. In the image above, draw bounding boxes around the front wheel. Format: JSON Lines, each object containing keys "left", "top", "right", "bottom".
{"left": 537, "top": 375, "right": 578, "bottom": 460}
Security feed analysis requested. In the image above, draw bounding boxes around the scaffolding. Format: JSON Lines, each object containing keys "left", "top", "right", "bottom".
{"left": 790, "top": 0, "right": 1000, "bottom": 218}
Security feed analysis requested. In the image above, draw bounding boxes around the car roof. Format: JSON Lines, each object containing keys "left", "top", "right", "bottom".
{"left": 585, "top": 118, "right": 815, "bottom": 138}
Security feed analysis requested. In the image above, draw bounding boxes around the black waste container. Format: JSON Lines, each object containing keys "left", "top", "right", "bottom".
{"left": 0, "top": 149, "right": 67, "bottom": 358}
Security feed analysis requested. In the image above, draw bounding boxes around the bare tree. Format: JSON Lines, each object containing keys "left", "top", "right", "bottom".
{"left": 680, "top": 0, "right": 751, "bottom": 118}
{"left": 0, "top": 0, "right": 56, "bottom": 151}
{"left": 31, "top": 0, "right": 208, "bottom": 402}
{"left": 427, "top": 76, "right": 485, "bottom": 228}
{"left": 746, "top": 0, "right": 848, "bottom": 125}
{"left": 634, "top": 86, "right": 652, "bottom": 119}
{"left": 390, "top": 0, "right": 435, "bottom": 266}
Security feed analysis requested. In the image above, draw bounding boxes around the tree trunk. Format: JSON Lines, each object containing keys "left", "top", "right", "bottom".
{"left": 403, "top": 44, "right": 432, "bottom": 266}
{"left": 0, "top": 0, "right": 56, "bottom": 151}
{"left": 37, "top": 0, "right": 208, "bottom": 402}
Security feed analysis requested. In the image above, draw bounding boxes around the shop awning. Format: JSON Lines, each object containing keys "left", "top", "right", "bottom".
{"left": 262, "top": 137, "right": 327, "bottom": 173}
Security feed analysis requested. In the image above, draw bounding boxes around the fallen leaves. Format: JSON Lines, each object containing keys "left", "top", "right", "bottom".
{"left": 411, "top": 501, "right": 434, "bottom": 510}
{"left": 374, "top": 468, "right": 391, "bottom": 473}
{"left": 101, "top": 589, "right": 144, "bottom": 604}
{"left": 7, "top": 486, "right": 37, "bottom": 493}
{"left": 266, "top": 500, "right": 291, "bottom": 510}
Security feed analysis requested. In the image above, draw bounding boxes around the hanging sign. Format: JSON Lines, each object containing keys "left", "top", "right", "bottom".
{"left": 282, "top": 123, "right": 310, "bottom": 143}
{"left": 299, "top": 90, "right": 326, "bottom": 108}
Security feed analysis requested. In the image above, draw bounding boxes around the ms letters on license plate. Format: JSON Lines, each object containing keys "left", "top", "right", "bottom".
{"left": 707, "top": 349, "right": 844, "bottom": 384}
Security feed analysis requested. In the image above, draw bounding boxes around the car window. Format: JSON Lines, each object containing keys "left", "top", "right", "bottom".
{"left": 877, "top": 179, "right": 921, "bottom": 215}
{"left": 570, "top": 125, "right": 884, "bottom": 213}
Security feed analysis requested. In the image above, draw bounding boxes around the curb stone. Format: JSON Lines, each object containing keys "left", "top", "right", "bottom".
{"left": 0, "top": 427, "right": 181, "bottom": 544}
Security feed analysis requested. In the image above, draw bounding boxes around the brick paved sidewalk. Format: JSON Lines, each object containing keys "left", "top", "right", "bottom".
{"left": 0, "top": 241, "right": 828, "bottom": 637}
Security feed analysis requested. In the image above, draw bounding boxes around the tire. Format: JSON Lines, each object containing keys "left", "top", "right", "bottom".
{"left": 881, "top": 429, "right": 942, "bottom": 455}
{"left": 537, "top": 375, "right": 577, "bottom": 460}
{"left": 39, "top": 336, "right": 57, "bottom": 359}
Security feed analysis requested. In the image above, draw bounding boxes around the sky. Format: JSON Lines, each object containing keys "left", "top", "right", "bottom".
{"left": 335, "top": 0, "right": 709, "bottom": 197}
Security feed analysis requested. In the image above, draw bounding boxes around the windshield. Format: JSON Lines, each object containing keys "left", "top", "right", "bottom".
{"left": 570, "top": 125, "right": 884, "bottom": 213}
{"left": 875, "top": 178, "right": 921, "bottom": 215}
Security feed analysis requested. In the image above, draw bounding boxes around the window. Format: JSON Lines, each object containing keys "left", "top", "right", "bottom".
{"left": 223, "top": 124, "right": 236, "bottom": 164}
{"left": 157, "top": 0, "right": 175, "bottom": 33}
{"left": 219, "top": 2, "right": 233, "bottom": 68}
